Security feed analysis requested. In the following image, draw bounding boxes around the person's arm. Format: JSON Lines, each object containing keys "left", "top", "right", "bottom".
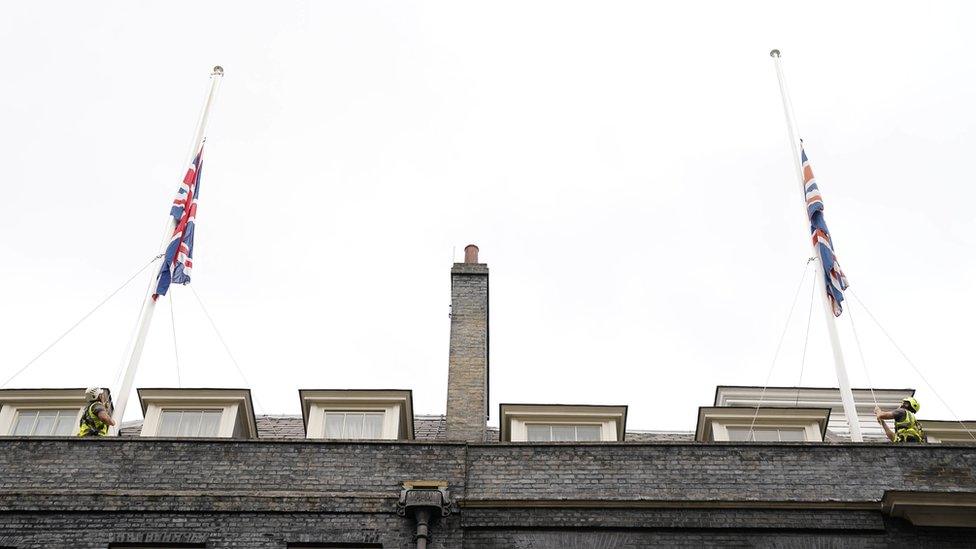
{"left": 92, "top": 402, "right": 117, "bottom": 427}
{"left": 875, "top": 406, "right": 896, "bottom": 442}
{"left": 97, "top": 409, "right": 116, "bottom": 427}
{"left": 877, "top": 416, "right": 896, "bottom": 441}
{"left": 875, "top": 407, "right": 896, "bottom": 420}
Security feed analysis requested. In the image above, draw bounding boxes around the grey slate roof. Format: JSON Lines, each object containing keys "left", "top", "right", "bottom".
{"left": 416, "top": 414, "right": 448, "bottom": 441}
{"left": 256, "top": 415, "right": 306, "bottom": 438}
{"left": 626, "top": 430, "right": 696, "bottom": 442}
{"left": 120, "top": 414, "right": 694, "bottom": 442}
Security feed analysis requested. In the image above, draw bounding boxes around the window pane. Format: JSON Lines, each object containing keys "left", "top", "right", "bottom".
{"left": 551, "top": 425, "right": 575, "bottom": 441}
{"left": 178, "top": 411, "right": 203, "bottom": 437}
{"left": 576, "top": 425, "right": 602, "bottom": 441}
{"left": 199, "top": 411, "right": 222, "bottom": 437}
{"left": 363, "top": 413, "right": 384, "bottom": 439}
{"left": 753, "top": 429, "right": 779, "bottom": 442}
{"left": 13, "top": 411, "right": 38, "bottom": 435}
{"left": 526, "top": 424, "right": 550, "bottom": 441}
{"left": 726, "top": 427, "right": 752, "bottom": 441}
{"left": 779, "top": 428, "right": 806, "bottom": 441}
{"left": 345, "top": 413, "right": 365, "bottom": 439}
{"left": 325, "top": 413, "right": 344, "bottom": 438}
{"left": 158, "top": 411, "right": 182, "bottom": 436}
{"left": 54, "top": 412, "right": 77, "bottom": 436}
{"left": 33, "top": 410, "right": 58, "bottom": 435}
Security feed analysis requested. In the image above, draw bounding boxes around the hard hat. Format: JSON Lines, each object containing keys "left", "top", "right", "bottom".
{"left": 902, "top": 397, "right": 920, "bottom": 413}
{"left": 85, "top": 387, "right": 102, "bottom": 401}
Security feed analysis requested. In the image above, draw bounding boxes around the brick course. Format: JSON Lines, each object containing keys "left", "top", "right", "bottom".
{"left": 461, "top": 520, "right": 976, "bottom": 549}
{"left": 464, "top": 443, "right": 976, "bottom": 503}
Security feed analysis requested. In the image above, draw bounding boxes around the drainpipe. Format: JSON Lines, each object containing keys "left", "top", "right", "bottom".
{"left": 413, "top": 508, "right": 432, "bottom": 549}
{"left": 397, "top": 485, "right": 454, "bottom": 549}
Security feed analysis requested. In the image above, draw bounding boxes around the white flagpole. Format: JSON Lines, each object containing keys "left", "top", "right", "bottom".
{"left": 769, "top": 50, "right": 863, "bottom": 442}
{"left": 110, "top": 66, "right": 224, "bottom": 433}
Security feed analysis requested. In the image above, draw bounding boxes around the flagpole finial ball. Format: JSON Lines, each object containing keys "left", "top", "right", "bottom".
{"left": 769, "top": 49, "right": 781, "bottom": 58}
{"left": 212, "top": 65, "right": 224, "bottom": 76}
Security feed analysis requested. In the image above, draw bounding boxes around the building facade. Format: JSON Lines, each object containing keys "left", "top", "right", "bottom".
{"left": 1, "top": 246, "right": 974, "bottom": 548}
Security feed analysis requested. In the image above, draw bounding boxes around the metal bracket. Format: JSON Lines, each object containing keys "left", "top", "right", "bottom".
{"left": 397, "top": 485, "right": 454, "bottom": 518}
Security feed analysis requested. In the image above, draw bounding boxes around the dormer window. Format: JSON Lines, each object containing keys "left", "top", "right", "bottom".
{"left": 300, "top": 390, "right": 414, "bottom": 440}
{"left": 696, "top": 407, "right": 831, "bottom": 442}
{"left": 713, "top": 386, "right": 914, "bottom": 441}
{"left": 499, "top": 404, "right": 628, "bottom": 442}
{"left": 0, "top": 388, "right": 111, "bottom": 437}
{"left": 137, "top": 388, "right": 258, "bottom": 439}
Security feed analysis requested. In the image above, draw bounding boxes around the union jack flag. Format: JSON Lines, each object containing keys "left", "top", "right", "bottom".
{"left": 802, "top": 145, "right": 848, "bottom": 316}
{"left": 154, "top": 145, "right": 203, "bottom": 299}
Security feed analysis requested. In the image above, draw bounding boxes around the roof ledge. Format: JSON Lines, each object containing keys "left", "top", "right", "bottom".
{"left": 883, "top": 490, "right": 976, "bottom": 527}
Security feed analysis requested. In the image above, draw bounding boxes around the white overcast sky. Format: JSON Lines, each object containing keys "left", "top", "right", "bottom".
{"left": 2, "top": 1, "right": 975, "bottom": 430}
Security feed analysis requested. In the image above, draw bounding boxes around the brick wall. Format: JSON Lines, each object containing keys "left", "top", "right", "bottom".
{"left": 0, "top": 439, "right": 974, "bottom": 548}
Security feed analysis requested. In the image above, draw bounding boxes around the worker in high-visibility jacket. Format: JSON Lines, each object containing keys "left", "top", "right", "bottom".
{"left": 78, "top": 387, "right": 116, "bottom": 437}
{"left": 875, "top": 397, "right": 924, "bottom": 443}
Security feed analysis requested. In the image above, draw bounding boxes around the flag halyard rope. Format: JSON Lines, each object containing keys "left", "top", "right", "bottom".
{"left": 846, "top": 300, "right": 879, "bottom": 410}
{"left": 1, "top": 254, "right": 163, "bottom": 389}
{"left": 849, "top": 289, "right": 976, "bottom": 441}
{"left": 794, "top": 274, "right": 818, "bottom": 407}
{"left": 188, "top": 286, "right": 280, "bottom": 438}
{"left": 170, "top": 291, "right": 182, "bottom": 388}
{"left": 113, "top": 280, "right": 157, "bottom": 390}
{"left": 748, "top": 258, "right": 815, "bottom": 440}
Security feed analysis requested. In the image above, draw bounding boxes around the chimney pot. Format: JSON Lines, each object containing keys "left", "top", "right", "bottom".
{"left": 464, "top": 244, "right": 480, "bottom": 264}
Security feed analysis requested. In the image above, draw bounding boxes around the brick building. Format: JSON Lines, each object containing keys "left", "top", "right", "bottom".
{"left": 1, "top": 245, "right": 974, "bottom": 548}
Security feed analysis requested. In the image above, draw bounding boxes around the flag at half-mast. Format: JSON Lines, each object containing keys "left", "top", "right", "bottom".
{"left": 154, "top": 145, "right": 204, "bottom": 299}
{"left": 802, "top": 145, "right": 849, "bottom": 316}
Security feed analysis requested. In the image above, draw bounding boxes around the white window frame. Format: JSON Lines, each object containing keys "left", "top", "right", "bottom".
{"left": 500, "top": 404, "right": 627, "bottom": 442}
{"left": 721, "top": 424, "right": 816, "bottom": 442}
{"left": 300, "top": 390, "right": 414, "bottom": 441}
{"left": 513, "top": 418, "right": 616, "bottom": 442}
{"left": 522, "top": 421, "right": 607, "bottom": 442}
{"left": 155, "top": 408, "right": 226, "bottom": 437}
{"left": 320, "top": 407, "right": 396, "bottom": 440}
{"left": 10, "top": 408, "right": 80, "bottom": 436}
{"left": 0, "top": 389, "right": 104, "bottom": 437}
{"left": 138, "top": 389, "right": 257, "bottom": 439}
{"left": 309, "top": 403, "right": 400, "bottom": 440}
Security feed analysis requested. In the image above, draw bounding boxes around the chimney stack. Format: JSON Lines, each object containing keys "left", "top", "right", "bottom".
{"left": 445, "top": 243, "right": 489, "bottom": 442}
